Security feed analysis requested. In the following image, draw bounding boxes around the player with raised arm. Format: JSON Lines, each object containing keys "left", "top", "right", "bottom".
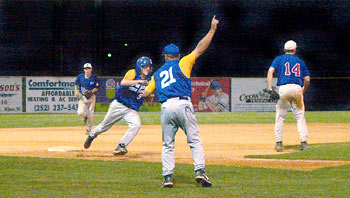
{"left": 141, "top": 15, "right": 218, "bottom": 188}
{"left": 74, "top": 63, "right": 100, "bottom": 134}
{"left": 267, "top": 40, "right": 311, "bottom": 152}
{"left": 84, "top": 57, "right": 153, "bottom": 155}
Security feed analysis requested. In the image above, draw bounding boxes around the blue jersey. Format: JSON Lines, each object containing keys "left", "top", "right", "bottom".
{"left": 271, "top": 54, "right": 310, "bottom": 86}
{"left": 75, "top": 73, "right": 100, "bottom": 93}
{"left": 154, "top": 60, "right": 192, "bottom": 103}
{"left": 115, "top": 69, "right": 151, "bottom": 111}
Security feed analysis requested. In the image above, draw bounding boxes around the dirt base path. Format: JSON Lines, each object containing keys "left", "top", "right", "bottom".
{"left": 1, "top": 123, "right": 349, "bottom": 170}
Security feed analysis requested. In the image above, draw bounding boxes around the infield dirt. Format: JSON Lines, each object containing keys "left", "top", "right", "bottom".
{"left": 1, "top": 123, "right": 349, "bottom": 170}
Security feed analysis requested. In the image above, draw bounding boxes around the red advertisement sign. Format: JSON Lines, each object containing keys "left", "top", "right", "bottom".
{"left": 191, "top": 78, "right": 231, "bottom": 112}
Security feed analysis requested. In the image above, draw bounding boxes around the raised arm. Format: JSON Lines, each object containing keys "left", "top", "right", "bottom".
{"left": 193, "top": 15, "right": 219, "bottom": 59}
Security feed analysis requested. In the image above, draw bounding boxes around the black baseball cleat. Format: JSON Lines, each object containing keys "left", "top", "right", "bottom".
{"left": 195, "top": 169, "right": 212, "bottom": 187}
{"left": 161, "top": 175, "right": 174, "bottom": 188}
{"left": 84, "top": 136, "right": 94, "bottom": 149}
{"left": 113, "top": 143, "right": 128, "bottom": 156}
{"left": 301, "top": 141, "right": 309, "bottom": 151}
{"left": 275, "top": 141, "right": 283, "bottom": 152}
{"left": 83, "top": 116, "right": 88, "bottom": 125}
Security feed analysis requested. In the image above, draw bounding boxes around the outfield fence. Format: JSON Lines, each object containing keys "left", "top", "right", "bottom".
{"left": 1, "top": 76, "right": 349, "bottom": 113}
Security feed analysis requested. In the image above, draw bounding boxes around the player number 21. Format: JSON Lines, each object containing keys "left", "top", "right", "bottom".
{"left": 160, "top": 67, "right": 177, "bottom": 88}
{"left": 284, "top": 62, "right": 300, "bottom": 76}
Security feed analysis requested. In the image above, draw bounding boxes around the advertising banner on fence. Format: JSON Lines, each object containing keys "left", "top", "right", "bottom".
{"left": 0, "top": 77, "right": 22, "bottom": 113}
{"left": 191, "top": 78, "right": 231, "bottom": 112}
{"left": 231, "top": 78, "right": 277, "bottom": 112}
{"left": 95, "top": 77, "right": 121, "bottom": 112}
{"left": 26, "top": 77, "right": 78, "bottom": 113}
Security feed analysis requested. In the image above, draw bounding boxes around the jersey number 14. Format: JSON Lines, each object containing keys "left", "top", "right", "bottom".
{"left": 284, "top": 62, "right": 300, "bottom": 77}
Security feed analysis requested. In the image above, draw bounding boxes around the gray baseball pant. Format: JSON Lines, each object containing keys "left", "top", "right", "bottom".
{"left": 161, "top": 97, "right": 206, "bottom": 176}
{"left": 90, "top": 100, "right": 141, "bottom": 147}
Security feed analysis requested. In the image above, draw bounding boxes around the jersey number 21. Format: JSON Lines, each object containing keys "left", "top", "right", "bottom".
{"left": 160, "top": 67, "right": 177, "bottom": 88}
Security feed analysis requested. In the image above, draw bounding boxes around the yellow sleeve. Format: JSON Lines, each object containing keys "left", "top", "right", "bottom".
{"left": 145, "top": 76, "right": 156, "bottom": 93}
{"left": 123, "top": 69, "right": 136, "bottom": 80}
{"left": 179, "top": 51, "right": 196, "bottom": 78}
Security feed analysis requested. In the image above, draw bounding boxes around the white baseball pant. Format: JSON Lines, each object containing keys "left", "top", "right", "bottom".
{"left": 77, "top": 94, "right": 96, "bottom": 130}
{"left": 275, "top": 84, "right": 308, "bottom": 142}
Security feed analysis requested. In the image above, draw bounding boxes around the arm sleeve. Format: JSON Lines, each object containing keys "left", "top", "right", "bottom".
{"left": 123, "top": 69, "right": 137, "bottom": 80}
{"left": 270, "top": 56, "right": 281, "bottom": 69}
{"left": 179, "top": 51, "right": 196, "bottom": 78}
{"left": 145, "top": 76, "right": 156, "bottom": 93}
{"left": 94, "top": 75, "right": 100, "bottom": 88}
{"left": 75, "top": 75, "right": 80, "bottom": 85}
{"left": 302, "top": 62, "right": 310, "bottom": 77}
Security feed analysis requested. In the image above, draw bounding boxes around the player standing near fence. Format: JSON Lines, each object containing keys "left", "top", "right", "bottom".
{"left": 267, "top": 40, "right": 311, "bottom": 152}
{"left": 84, "top": 57, "right": 153, "bottom": 156}
{"left": 141, "top": 15, "right": 218, "bottom": 188}
{"left": 74, "top": 63, "right": 100, "bottom": 134}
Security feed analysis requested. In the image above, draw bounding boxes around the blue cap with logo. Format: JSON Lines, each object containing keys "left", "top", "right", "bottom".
{"left": 210, "top": 80, "right": 222, "bottom": 90}
{"left": 163, "top": 44, "right": 180, "bottom": 55}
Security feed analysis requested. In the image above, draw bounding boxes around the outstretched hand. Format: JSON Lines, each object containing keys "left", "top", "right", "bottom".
{"left": 211, "top": 15, "right": 219, "bottom": 31}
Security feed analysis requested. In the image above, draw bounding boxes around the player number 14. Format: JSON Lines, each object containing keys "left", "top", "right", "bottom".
{"left": 285, "top": 62, "right": 300, "bottom": 77}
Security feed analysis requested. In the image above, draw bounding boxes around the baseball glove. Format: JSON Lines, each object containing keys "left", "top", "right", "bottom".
{"left": 264, "top": 89, "right": 280, "bottom": 100}
{"left": 265, "top": 88, "right": 280, "bottom": 100}
{"left": 82, "top": 90, "right": 94, "bottom": 100}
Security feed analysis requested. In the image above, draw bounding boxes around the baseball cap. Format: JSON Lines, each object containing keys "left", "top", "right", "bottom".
{"left": 210, "top": 80, "right": 222, "bottom": 90}
{"left": 83, "top": 63, "right": 92, "bottom": 69}
{"left": 163, "top": 44, "right": 180, "bottom": 55}
{"left": 284, "top": 40, "right": 297, "bottom": 50}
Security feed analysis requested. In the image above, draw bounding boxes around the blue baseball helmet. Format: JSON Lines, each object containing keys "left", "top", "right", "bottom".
{"left": 210, "top": 80, "right": 222, "bottom": 90}
{"left": 136, "top": 56, "right": 152, "bottom": 73}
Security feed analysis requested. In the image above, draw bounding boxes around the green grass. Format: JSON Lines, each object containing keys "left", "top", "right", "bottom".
{"left": 1, "top": 112, "right": 349, "bottom": 197}
{"left": 1, "top": 156, "right": 349, "bottom": 198}
{"left": 1, "top": 111, "right": 349, "bottom": 128}
{"left": 246, "top": 142, "right": 350, "bottom": 161}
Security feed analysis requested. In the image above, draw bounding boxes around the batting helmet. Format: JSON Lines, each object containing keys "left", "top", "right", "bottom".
{"left": 136, "top": 56, "right": 152, "bottom": 73}
{"left": 210, "top": 80, "right": 222, "bottom": 90}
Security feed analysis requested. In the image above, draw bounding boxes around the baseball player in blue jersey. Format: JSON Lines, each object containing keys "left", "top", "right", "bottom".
{"left": 142, "top": 15, "right": 218, "bottom": 188}
{"left": 267, "top": 40, "right": 311, "bottom": 152}
{"left": 74, "top": 63, "right": 100, "bottom": 134}
{"left": 84, "top": 57, "right": 153, "bottom": 156}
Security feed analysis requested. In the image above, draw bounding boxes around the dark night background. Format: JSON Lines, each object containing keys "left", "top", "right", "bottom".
{"left": 1, "top": 0, "right": 350, "bottom": 110}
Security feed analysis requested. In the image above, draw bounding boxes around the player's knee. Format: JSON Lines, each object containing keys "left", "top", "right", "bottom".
{"left": 77, "top": 112, "right": 85, "bottom": 117}
{"left": 130, "top": 122, "right": 141, "bottom": 131}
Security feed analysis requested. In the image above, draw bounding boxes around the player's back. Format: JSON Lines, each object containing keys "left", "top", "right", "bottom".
{"left": 271, "top": 54, "right": 309, "bottom": 87}
{"left": 154, "top": 60, "right": 192, "bottom": 103}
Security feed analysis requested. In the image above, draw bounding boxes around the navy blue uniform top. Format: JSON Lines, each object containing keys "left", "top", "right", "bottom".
{"left": 75, "top": 73, "right": 100, "bottom": 93}
{"left": 115, "top": 69, "right": 151, "bottom": 111}
{"left": 271, "top": 54, "right": 310, "bottom": 87}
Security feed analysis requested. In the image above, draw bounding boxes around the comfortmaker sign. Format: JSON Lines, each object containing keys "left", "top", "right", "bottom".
{"left": 26, "top": 77, "right": 78, "bottom": 113}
